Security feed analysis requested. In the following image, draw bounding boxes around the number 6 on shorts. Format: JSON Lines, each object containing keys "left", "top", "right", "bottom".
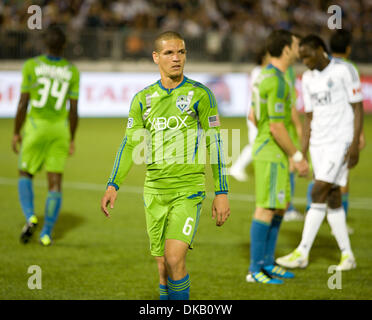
{"left": 182, "top": 217, "right": 194, "bottom": 236}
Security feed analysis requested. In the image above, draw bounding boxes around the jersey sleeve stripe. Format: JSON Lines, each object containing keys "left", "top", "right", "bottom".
{"left": 214, "top": 134, "right": 223, "bottom": 191}
{"left": 215, "top": 133, "right": 228, "bottom": 192}
{"left": 186, "top": 80, "right": 216, "bottom": 108}
{"left": 108, "top": 135, "right": 128, "bottom": 184}
{"left": 219, "top": 136, "right": 228, "bottom": 191}
{"left": 201, "top": 84, "right": 217, "bottom": 108}
{"left": 276, "top": 76, "right": 285, "bottom": 99}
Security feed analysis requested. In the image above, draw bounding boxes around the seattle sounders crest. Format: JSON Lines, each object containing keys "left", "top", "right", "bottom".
{"left": 176, "top": 95, "right": 188, "bottom": 113}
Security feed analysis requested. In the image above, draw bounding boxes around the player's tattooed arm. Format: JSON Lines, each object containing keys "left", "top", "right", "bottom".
{"left": 12, "top": 92, "right": 30, "bottom": 154}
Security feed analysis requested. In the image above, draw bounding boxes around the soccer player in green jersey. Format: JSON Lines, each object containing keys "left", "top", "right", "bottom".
{"left": 245, "top": 30, "right": 308, "bottom": 284}
{"left": 283, "top": 63, "right": 304, "bottom": 222}
{"left": 12, "top": 25, "right": 79, "bottom": 246}
{"left": 100, "top": 31, "right": 230, "bottom": 300}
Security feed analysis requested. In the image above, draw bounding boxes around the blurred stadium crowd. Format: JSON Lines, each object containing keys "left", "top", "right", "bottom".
{"left": 1, "top": 0, "right": 372, "bottom": 62}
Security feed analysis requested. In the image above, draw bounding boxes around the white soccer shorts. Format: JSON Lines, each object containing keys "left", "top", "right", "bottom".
{"left": 310, "top": 143, "right": 350, "bottom": 187}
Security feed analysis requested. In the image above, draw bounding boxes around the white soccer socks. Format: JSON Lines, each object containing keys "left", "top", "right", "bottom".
{"left": 297, "top": 203, "right": 327, "bottom": 257}
{"left": 327, "top": 207, "right": 354, "bottom": 258}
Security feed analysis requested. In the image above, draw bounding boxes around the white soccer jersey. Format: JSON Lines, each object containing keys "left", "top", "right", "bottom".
{"left": 247, "top": 66, "right": 261, "bottom": 140}
{"left": 251, "top": 65, "right": 262, "bottom": 86}
{"left": 302, "top": 58, "right": 363, "bottom": 146}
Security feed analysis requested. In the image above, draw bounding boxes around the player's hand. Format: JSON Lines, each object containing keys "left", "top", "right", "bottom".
{"left": 101, "top": 186, "right": 117, "bottom": 218}
{"left": 12, "top": 134, "right": 22, "bottom": 154}
{"left": 69, "top": 140, "right": 75, "bottom": 156}
{"left": 212, "top": 194, "right": 230, "bottom": 227}
{"left": 346, "top": 145, "right": 359, "bottom": 169}
{"left": 359, "top": 132, "right": 366, "bottom": 151}
{"left": 294, "top": 159, "right": 309, "bottom": 177}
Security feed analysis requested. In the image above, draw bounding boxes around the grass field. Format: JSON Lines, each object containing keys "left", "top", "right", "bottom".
{"left": 0, "top": 116, "right": 371, "bottom": 300}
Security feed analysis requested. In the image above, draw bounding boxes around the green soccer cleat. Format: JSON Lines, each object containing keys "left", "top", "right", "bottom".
{"left": 263, "top": 264, "right": 295, "bottom": 279}
{"left": 20, "top": 216, "right": 38, "bottom": 244}
{"left": 40, "top": 234, "right": 52, "bottom": 246}
{"left": 276, "top": 249, "right": 308, "bottom": 269}
{"left": 246, "top": 271, "right": 283, "bottom": 284}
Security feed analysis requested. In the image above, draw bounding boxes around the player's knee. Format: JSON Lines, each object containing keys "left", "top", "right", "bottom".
{"left": 47, "top": 173, "right": 62, "bottom": 192}
{"left": 48, "top": 184, "right": 61, "bottom": 192}
{"left": 164, "top": 254, "right": 185, "bottom": 274}
{"left": 311, "top": 182, "right": 329, "bottom": 203}
{"left": 327, "top": 187, "right": 342, "bottom": 209}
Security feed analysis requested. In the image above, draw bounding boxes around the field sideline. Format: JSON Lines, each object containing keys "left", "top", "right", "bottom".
{"left": 0, "top": 116, "right": 371, "bottom": 300}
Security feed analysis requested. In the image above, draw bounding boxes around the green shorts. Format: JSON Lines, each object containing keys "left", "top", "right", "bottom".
{"left": 254, "top": 159, "right": 290, "bottom": 209}
{"left": 143, "top": 191, "right": 205, "bottom": 256}
{"left": 19, "top": 118, "right": 70, "bottom": 175}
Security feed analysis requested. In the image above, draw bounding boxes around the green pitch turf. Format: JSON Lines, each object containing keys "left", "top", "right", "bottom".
{"left": 0, "top": 116, "right": 371, "bottom": 300}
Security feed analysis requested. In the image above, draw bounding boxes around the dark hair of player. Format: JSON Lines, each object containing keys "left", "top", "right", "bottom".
{"left": 300, "top": 34, "right": 329, "bottom": 53}
{"left": 330, "top": 29, "right": 352, "bottom": 54}
{"left": 265, "top": 29, "right": 293, "bottom": 58}
{"left": 254, "top": 46, "right": 267, "bottom": 65}
{"left": 44, "top": 24, "right": 66, "bottom": 55}
{"left": 154, "top": 31, "right": 184, "bottom": 52}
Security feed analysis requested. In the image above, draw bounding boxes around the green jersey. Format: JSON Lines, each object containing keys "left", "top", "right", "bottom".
{"left": 21, "top": 55, "right": 80, "bottom": 122}
{"left": 251, "top": 64, "right": 292, "bottom": 161}
{"left": 285, "top": 65, "right": 299, "bottom": 148}
{"left": 107, "top": 76, "right": 229, "bottom": 195}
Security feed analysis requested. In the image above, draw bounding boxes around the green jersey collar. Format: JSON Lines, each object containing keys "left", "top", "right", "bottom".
{"left": 267, "top": 63, "right": 283, "bottom": 74}
{"left": 45, "top": 55, "right": 63, "bottom": 61}
{"left": 157, "top": 76, "right": 188, "bottom": 94}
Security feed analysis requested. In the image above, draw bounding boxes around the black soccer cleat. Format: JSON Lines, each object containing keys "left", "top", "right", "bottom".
{"left": 20, "top": 222, "right": 38, "bottom": 244}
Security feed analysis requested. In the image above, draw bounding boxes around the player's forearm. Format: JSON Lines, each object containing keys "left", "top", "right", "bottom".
{"left": 351, "top": 102, "right": 364, "bottom": 149}
{"left": 14, "top": 93, "right": 29, "bottom": 135}
{"left": 270, "top": 122, "right": 297, "bottom": 157}
{"left": 301, "top": 113, "right": 312, "bottom": 157}
{"left": 291, "top": 107, "right": 303, "bottom": 142}
{"left": 69, "top": 99, "right": 79, "bottom": 141}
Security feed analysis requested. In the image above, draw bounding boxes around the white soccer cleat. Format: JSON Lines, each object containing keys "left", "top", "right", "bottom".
{"left": 284, "top": 209, "right": 304, "bottom": 222}
{"left": 336, "top": 253, "right": 356, "bottom": 271}
{"left": 276, "top": 249, "right": 308, "bottom": 269}
{"left": 228, "top": 167, "right": 248, "bottom": 182}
